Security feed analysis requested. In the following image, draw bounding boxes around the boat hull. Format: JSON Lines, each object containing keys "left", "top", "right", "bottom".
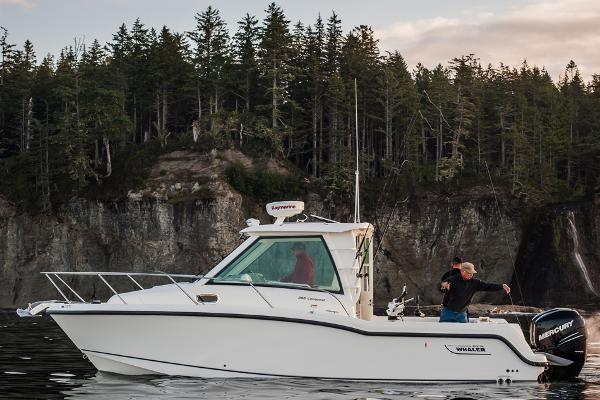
{"left": 48, "top": 307, "right": 546, "bottom": 382}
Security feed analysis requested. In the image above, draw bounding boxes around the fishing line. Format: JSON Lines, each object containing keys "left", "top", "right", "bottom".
{"left": 507, "top": 291, "right": 526, "bottom": 331}
{"left": 484, "top": 160, "right": 526, "bottom": 306}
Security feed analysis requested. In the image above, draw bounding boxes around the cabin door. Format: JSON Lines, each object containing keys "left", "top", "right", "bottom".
{"left": 356, "top": 234, "right": 374, "bottom": 320}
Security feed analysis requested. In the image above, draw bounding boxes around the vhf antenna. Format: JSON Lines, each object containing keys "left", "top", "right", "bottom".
{"left": 354, "top": 78, "right": 360, "bottom": 223}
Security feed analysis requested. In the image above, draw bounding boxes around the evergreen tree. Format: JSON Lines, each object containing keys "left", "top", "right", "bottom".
{"left": 1, "top": 9, "right": 600, "bottom": 210}
{"left": 340, "top": 25, "right": 381, "bottom": 175}
{"left": 79, "top": 39, "right": 131, "bottom": 177}
{"left": 377, "top": 51, "right": 416, "bottom": 174}
{"left": 128, "top": 19, "right": 152, "bottom": 143}
{"left": 189, "top": 6, "right": 230, "bottom": 128}
{"left": 258, "top": 2, "right": 292, "bottom": 133}
{"left": 233, "top": 13, "right": 259, "bottom": 114}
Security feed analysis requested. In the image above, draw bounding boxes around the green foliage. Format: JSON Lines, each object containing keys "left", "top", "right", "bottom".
{"left": 225, "top": 162, "right": 303, "bottom": 202}
{"left": 85, "top": 141, "right": 162, "bottom": 200}
{"left": 1, "top": 10, "right": 600, "bottom": 212}
{"left": 0, "top": 152, "right": 38, "bottom": 209}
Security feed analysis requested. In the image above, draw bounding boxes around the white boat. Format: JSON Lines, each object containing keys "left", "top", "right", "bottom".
{"left": 17, "top": 200, "right": 587, "bottom": 382}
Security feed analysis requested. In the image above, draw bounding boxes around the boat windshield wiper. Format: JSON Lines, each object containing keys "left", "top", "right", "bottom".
{"left": 208, "top": 276, "right": 274, "bottom": 309}
{"left": 260, "top": 281, "right": 350, "bottom": 317}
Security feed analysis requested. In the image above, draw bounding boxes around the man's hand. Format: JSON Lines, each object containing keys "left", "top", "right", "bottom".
{"left": 502, "top": 284, "right": 511, "bottom": 294}
{"left": 440, "top": 281, "right": 450, "bottom": 291}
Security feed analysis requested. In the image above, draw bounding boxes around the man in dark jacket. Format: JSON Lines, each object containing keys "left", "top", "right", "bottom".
{"left": 440, "top": 256, "right": 463, "bottom": 289}
{"left": 439, "top": 262, "right": 510, "bottom": 323}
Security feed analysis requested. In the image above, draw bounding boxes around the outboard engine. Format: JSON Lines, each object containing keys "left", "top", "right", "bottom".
{"left": 530, "top": 308, "right": 587, "bottom": 380}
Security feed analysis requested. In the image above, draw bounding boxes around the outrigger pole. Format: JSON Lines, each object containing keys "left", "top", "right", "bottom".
{"left": 354, "top": 78, "right": 360, "bottom": 223}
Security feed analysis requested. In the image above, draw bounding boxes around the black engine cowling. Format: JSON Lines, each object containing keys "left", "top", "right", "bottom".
{"left": 530, "top": 308, "right": 587, "bottom": 380}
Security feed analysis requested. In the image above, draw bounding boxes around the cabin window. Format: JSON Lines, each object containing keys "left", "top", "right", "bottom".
{"left": 213, "top": 237, "right": 342, "bottom": 293}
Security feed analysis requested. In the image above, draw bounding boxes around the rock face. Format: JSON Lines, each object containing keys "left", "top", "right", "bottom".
{"left": 0, "top": 150, "right": 249, "bottom": 307}
{"left": 513, "top": 204, "right": 600, "bottom": 308}
{"left": 372, "top": 188, "right": 522, "bottom": 308}
{"left": 0, "top": 196, "right": 243, "bottom": 307}
{"left": 1, "top": 151, "right": 599, "bottom": 310}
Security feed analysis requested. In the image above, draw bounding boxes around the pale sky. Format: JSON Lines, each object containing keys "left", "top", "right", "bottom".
{"left": 1, "top": 0, "right": 598, "bottom": 82}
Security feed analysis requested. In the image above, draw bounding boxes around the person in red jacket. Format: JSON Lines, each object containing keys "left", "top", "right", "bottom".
{"left": 284, "top": 242, "right": 314, "bottom": 286}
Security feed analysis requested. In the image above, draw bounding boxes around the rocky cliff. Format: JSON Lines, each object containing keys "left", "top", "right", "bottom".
{"left": 372, "top": 188, "right": 522, "bottom": 307}
{"left": 514, "top": 204, "right": 600, "bottom": 308}
{"left": 1, "top": 150, "right": 599, "bottom": 309}
{"left": 0, "top": 150, "right": 249, "bottom": 307}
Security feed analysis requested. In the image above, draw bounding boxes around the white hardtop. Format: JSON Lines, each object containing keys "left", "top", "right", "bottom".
{"left": 241, "top": 221, "right": 373, "bottom": 235}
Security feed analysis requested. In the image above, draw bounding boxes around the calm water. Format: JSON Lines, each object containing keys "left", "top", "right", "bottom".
{"left": 1, "top": 310, "right": 599, "bottom": 400}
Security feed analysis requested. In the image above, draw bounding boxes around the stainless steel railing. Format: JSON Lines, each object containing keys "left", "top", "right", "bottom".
{"left": 41, "top": 271, "right": 202, "bottom": 305}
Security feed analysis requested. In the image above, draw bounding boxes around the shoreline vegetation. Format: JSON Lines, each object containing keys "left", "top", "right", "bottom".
{"left": 0, "top": 3, "right": 599, "bottom": 214}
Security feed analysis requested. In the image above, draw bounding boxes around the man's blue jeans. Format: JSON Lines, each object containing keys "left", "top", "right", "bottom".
{"left": 439, "top": 307, "right": 468, "bottom": 323}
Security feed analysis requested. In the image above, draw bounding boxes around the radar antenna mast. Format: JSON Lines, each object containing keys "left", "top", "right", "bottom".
{"left": 354, "top": 78, "right": 360, "bottom": 223}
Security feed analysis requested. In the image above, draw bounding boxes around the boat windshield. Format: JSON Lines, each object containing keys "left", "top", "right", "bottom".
{"left": 213, "top": 237, "right": 342, "bottom": 293}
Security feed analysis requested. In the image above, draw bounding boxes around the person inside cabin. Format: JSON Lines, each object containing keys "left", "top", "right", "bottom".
{"left": 439, "top": 262, "right": 510, "bottom": 323}
{"left": 283, "top": 242, "right": 314, "bottom": 287}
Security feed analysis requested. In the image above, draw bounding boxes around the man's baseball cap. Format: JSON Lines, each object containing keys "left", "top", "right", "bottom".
{"left": 452, "top": 256, "right": 463, "bottom": 264}
{"left": 461, "top": 262, "right": 477, "bottom": 274}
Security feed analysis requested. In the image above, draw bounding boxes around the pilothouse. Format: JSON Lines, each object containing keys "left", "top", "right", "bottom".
{"left": 17, "top": 200, "right": 587, "bottom": 382}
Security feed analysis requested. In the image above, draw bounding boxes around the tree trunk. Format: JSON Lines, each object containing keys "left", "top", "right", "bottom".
{"left": 20, "top": 97, "right": 25, "bottom": 152}
{"left": 361, "top": 99, "right": 366, "bottom": 153}
{"left": 385, "top": 85, "right": 392, "bottom": 164}
{"left": 567, "top": 120, "right": 572, "bottom": 187}
{"left": 539, "top": 132, "right": 543, "bottom": 186}
{"left": 319, "top": 103, "right": 323, "bottom": 177}
{"left": 162, "top": 89, "right": 167, "bottom": 134}
{"left": 197, "top": 86, "right": 202, "bottom": 122}
{"left": 435, "top": 114, "right": 442, "bottom": 181}
{"left": 155, "top": 91, "right": 161, "bottom": 141}
{"left": 452, "top": 90, "right": 462, "bottom": 161}
{"left": 94, "top": 139, "right": 99, "bottom": 168}
{"left": 133, "top": 93, "right": 137, "bottom": 144}
{"left": 312, "top": 97, "right": 317, "bottom": 177}
{"left": 25, "top": 97, "right": 32, "bottom": 151}
{"left": 348, "top": 115, "right": 352, "bottom": 151}
{"left": 245, "top": 72, "right": 251, "bottom": 112}
{"left": 272, "top": 61, "right": 278, "bottom": 129}
{"left": 103, "top": 137, "right": 112, "bottom": 177}
{"left": 215, "top": 87, "right": 219, "bottom": 113}
{"left": 476, "top": 117, "right": 481, "bottom": 173}
{"left": 512, "top": 133, "right": 517, "bottom": 194}
{"left": 192, "top": 121, "right": 199, "bottom": 143}
{"left": 421, "top": 124, "right": 427, "bottom": 163}
{"left": 500, "top": 112, "right": 506, "bottom": 169}
{"left": 330, "top": 104, "right": 338, "bottom": 164}
{"left": 42, "top": 100, "right": 50, "bottom": 212}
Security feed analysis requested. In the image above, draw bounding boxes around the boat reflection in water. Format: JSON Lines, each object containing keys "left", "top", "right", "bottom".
{"left": 15, "top": 201, "right": 589, "bottom": 383}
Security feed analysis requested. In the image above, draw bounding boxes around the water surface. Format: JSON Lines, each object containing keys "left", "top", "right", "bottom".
{"left": 1, "top": 310, "right": 599, "bottom": 399}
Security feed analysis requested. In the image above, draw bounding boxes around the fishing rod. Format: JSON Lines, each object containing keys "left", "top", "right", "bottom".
{"left": 356, "top": 162, "right": 409, "bottom": 278}
{"left": 484, "top": 160, "right": 527, "bottom": 331}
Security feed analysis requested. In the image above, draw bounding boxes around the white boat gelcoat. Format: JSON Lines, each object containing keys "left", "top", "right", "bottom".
{"left": 26, "top": 215, "right": 548, "bottom": 381}
{"left": 47, "top": 302, "right": 546, "bottom": 381}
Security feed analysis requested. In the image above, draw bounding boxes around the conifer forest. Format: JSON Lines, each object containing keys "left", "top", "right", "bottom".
{"left": 1, "top": 3, "right": 599, "bottom": 211}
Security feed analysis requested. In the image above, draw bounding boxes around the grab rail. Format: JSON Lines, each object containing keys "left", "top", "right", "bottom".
{"left": 41, "top": 271, "right": 202, "bottom": 305}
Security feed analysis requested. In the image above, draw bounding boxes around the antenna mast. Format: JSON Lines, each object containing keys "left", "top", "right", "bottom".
{"left": 354, "top": 78, "right": 360, "bottom": 223}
